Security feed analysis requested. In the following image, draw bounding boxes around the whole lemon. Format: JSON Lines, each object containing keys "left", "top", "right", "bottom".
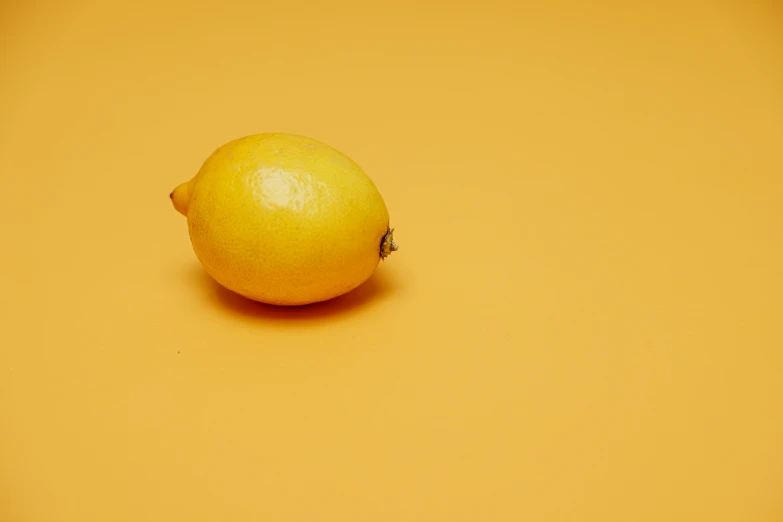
{"left": 170, "top": 133, "right": 397, "bottom": 306}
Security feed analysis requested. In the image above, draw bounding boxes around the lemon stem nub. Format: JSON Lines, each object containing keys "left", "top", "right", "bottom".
{"left": 380, "top": 228, "right": 398, "bottom": 259}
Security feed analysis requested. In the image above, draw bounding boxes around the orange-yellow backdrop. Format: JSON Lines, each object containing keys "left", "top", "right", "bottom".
{"left": 1, "top": 1, "right": 782, "bottom": 521}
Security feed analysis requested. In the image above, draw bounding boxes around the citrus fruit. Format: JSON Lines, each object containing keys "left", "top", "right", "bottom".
{"left": 170, "top": 133, "right": 397, "bottom": 306}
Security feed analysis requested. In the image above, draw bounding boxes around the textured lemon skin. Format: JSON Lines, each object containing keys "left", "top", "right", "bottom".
{"left": 172, "top": 133, "right": 390, "bottom": 306}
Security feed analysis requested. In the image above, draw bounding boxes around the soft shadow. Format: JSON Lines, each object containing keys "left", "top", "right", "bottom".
{"left": 188, "top": 264, "right": 397, "bottom": 322}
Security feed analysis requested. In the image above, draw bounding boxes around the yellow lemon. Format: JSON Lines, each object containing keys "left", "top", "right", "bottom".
{"left": 170, "top": 133, "right": 397, "bottom": 306}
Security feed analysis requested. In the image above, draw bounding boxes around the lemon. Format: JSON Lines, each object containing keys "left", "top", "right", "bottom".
{"left": 170, "top": 133, "right": 397, "bottom": 306}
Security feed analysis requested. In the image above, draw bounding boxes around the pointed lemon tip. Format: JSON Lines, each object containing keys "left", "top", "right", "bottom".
{"left": 170, "top": 182, "right": 192, "bottom": 217}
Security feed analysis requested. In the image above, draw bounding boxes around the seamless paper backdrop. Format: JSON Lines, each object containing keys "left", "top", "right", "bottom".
{"left": 1, "top": 0, "right": 782, "bottom": 521}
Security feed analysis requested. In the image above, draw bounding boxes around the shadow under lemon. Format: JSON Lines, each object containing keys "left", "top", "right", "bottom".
{"left": 188, "top": 263, "right": 397, "bottom": 321}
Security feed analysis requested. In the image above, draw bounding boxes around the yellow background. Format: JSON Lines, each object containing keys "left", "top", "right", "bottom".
{"left": 2, "top": 0, "right": 782, "bottom": 520}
